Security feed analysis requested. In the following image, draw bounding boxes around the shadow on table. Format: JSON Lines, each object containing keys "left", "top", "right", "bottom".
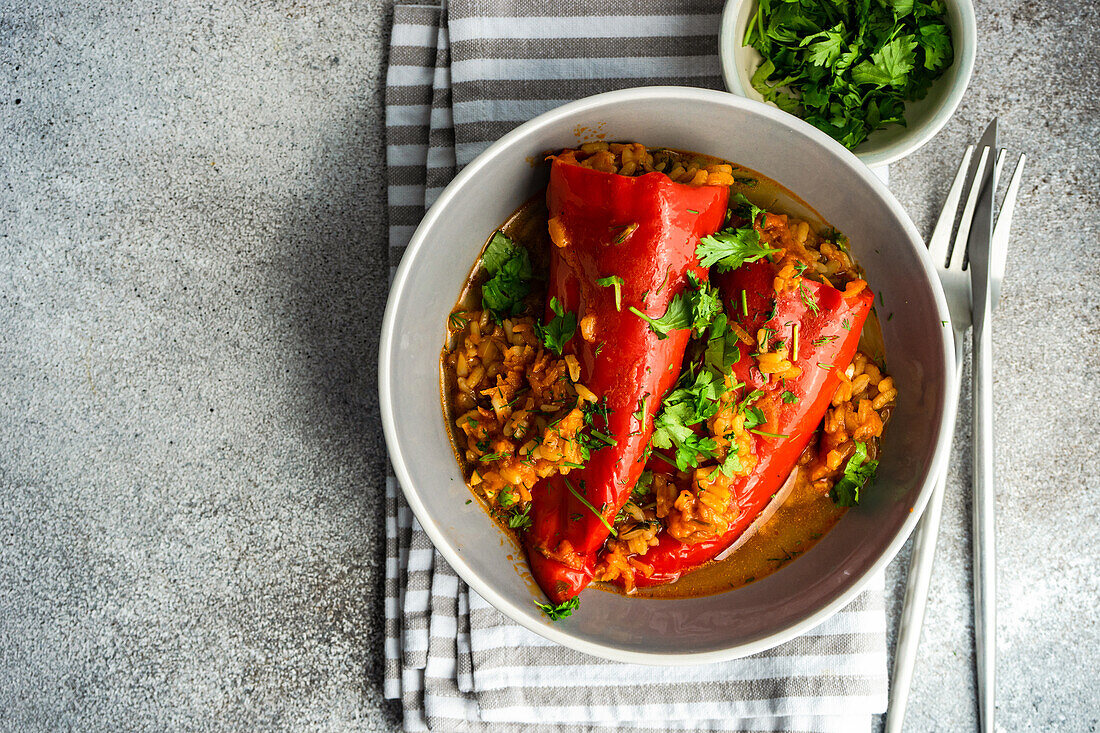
{"left": 279, "top": 89, "right": 403, "bottom": 725}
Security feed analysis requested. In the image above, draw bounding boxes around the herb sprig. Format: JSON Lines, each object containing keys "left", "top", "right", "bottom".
{"left": 831, "top": 441, "right": 879, "bottom": 506}
{"left": 480, "top": 231, "right": 533, "bottom": 319}
{"left": 535, "top": 597, "right": 580, "bottom": 621}
{"left": 629, "top": 272, "right": 722, "bottom": 340}
{"left": 696, "top": 195, "right": 778, "bottom": 271}
{"left": 538, "top": 297, "right": 577, "bottom": 354}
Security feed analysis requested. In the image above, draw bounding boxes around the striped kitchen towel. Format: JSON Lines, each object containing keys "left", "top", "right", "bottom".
{"left": 383, "top": 2, "right": 889, "bottom": 731}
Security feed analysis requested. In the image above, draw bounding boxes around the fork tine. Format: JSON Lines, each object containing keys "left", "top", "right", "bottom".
{"left": 949, "top": 146, "right": 992, "bottom": 273}
{"left": 929, "top": 145, "right": 975, "bottom": 266}
{"left": 990, "top": 154, "right": 1026, "bottom": 304}
{"left": 991, "top": 148, "right": 1007, "bottom": 194}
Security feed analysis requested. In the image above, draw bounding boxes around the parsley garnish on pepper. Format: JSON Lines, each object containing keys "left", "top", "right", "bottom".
{"left": 743, "top": 0, "right": 954, "bottom": 149}
{"left": 596, "top": 274, "right": 625, "bottom": 312}
{"left": 480, "top": 231, "right": 533, "bottom": 319}
{"left": 563, "top": 478, "right": 617, "bottom": 537}
{"left": 696, "top": 195, "right": 779, "bottom": 271}
{"left": 629, "top": 272, "right": 721, "bottom": 339}
{"left": 831, "top": 441, "right": 879, "bottom": 506}
{"left": 535, "top": 596, "right": 580, "bottom": 621}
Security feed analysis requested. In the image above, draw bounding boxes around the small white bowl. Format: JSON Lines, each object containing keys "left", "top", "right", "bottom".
{"left": 719, "top": 0, "right": 976, "bottom": 167}
{"left": 379, "top": 87, "right": 958, "bottom": 663}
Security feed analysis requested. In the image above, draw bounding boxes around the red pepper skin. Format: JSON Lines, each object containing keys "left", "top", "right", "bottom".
{"left": 626, "top": 260, "right": 875, "bottom": 588}
{"left": 525, "top": 160, "right": 729, "bottom": 604}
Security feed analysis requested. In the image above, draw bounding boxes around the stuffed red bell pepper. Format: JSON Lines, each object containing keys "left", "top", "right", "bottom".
{"left": 524, "top": 155, "right": 730, "bottom": 604}
{"left": 601, "top": 256, "right": 875, "bottom": 589}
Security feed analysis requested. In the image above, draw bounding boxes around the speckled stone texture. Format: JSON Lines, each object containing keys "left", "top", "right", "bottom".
{"left": 0, "top": 0, "right": 1095, "bottom": 730}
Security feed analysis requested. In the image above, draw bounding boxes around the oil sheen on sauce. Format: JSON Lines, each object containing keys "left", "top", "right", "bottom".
{"left": 440, "top": 158, "right": 888, "bottom": 600}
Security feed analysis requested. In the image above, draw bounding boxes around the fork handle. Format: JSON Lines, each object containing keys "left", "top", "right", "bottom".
{"left": 973, "top": 307, "right": 996, "bottom": 733}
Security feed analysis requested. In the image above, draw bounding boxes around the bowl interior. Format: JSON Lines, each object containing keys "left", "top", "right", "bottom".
{"left": 719, "top": 0, "right": 976, "bottom": 167}
{"left": 380, "top": 88, "right": 954, "bottom": 662}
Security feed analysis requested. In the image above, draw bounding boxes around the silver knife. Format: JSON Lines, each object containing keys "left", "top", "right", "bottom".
{"left": 968, "top": 118, "right": 998, "bottom": 733}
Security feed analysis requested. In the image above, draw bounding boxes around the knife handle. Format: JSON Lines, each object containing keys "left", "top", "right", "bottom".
{"left": 972, "top": 304, "right": 996, "bottom": 733}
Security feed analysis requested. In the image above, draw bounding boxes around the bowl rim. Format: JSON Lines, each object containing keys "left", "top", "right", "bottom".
{"left": 717, "top": 0, "right": 977, "bottom": 167}
{"left": 379, "top": 85, "right": 959, "bottom": 664}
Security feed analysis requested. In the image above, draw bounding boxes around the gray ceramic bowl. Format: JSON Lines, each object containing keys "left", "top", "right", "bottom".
{"left": 379, "top": 87, "right": 958, "bottom": 663}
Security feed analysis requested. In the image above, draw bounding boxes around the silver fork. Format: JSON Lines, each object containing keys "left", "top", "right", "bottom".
{"left": 886, "top": 128, "right": 1026, "bottom": 733}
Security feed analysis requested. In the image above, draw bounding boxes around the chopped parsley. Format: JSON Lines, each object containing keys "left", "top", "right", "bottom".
{"left": 650, "top": 367, "right": 727, "bottom": 471}
{"left": 508, "top": 504, "right": 532, "bottom": 531}
{"left": 704, "top": 315, "right": 741, "bottom": 373}
{"left": 781, "top": 390, "right": 798, "bottom": 404}
{"left": 480, "top": 231, "right": 533, "bottom": 319}
{"left": 718, "top": 446, "right": 744, "bottom": 478}
{"left": 830, "top": 441, "right": 879, "bottom": 507}
{"left": 743, "top": 406, "right": 766, "bottom": 429}
{"left": 563, "top": 478, "right": 617, "bottom": 537}
{"left": 744, "top": 0, "right": 955, "bottom": 149}
{"left": 633, "top": 470, "right": 654, "bottom": 498}
{"left": 538, "top": 296, "right": 576, "bottom": 354}
{"left": 632, "top": 393, "right": 651, "bottom": 430}
{"left": 596, "top": 274, "right": 625, "bottom": 312}
{"left": 629, "top": 272, "right": 721, "bottom": 340}
{"left": 535, "top": 596, "right": 580, "bottom": 621}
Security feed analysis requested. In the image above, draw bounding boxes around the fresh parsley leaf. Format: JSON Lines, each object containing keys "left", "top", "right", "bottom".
{"left": 697, "top": 197, "right": 778, "bottom": 272}
{"left": 718, "top": 446, "right": 743, "bottom": 478}
{"left": 852, "top": 36, "right": 918, "bottom": 88}
{"left": 830, "top": 441, "right": 879, "bottom": 507}
{"left": 538, "top": 297, "right": 576, "bottom": 354}
{"left": 633, "top": 470, "right": 654, "bottom": 497}
{"left": 781, "top": 390, "right": 798, "bottom": 404}
{"left": 743, "top": 406, "right": 766, "bottom": 429}
{"left": 534, "top": 596, "right": 580, "bottom": 621}
{"left": 650, "top": 369, "right": 726, "bottom": 471}
{"left": 652, "top": 408, "right": 719, "bottom": 471}
{"left": 803, "top": 23, "right": 847, "bottom": 68}
{"left": 481, "top": 232, "right": 533, "bottom": 319}
{"left": 482, "top": 231, "right": 520, "bottom": 273}
{"left": 704, "top": 315, "right": 741, "bottom": 373}
{"left": 629, "top": 273, "right": 720, "bottom": 339}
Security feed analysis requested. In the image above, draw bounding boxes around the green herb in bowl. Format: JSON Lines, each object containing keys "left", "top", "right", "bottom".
{"left": 744, "top": 0, "right": 954, "bottom": 149}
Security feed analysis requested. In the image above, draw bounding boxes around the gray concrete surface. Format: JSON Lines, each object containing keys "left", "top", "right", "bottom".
{"left": 0, "top": 0, "right": 1096, "bottom": 730}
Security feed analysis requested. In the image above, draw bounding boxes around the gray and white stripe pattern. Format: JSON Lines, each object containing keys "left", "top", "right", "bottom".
{"left": 384, "top": 3, "right": 888, "bottom": 730}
